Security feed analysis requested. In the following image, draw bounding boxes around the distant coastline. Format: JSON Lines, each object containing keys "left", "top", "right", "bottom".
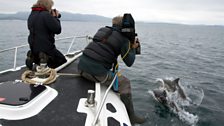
{"left": 1, "top": 12, "right": 224, "bottom": 27}
{"left": 0, "top": 11, "right": 111, "bottom": 22}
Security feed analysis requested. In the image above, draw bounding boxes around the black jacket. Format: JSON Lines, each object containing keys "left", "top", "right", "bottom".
{"left": 27, "top": 8, "right": 66, "bottom": 68}
{"left": 27, "top": 9, "right": 61, "bottom": 53}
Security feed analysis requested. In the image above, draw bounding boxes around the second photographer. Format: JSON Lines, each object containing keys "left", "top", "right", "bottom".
{"left": 26, "top": 0, "right": 66, "bottom": 69}
{"left": 78, "top": 13, "right": 145, "bottom": 124}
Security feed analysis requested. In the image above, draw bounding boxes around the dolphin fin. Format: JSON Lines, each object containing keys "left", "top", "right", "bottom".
{"left": 174, "top": 78, "right": 180, "bottom": 84}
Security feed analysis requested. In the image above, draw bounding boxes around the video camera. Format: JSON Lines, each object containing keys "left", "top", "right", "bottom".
{"left": 121, "top": 13, "right": 141, "bottom": 54}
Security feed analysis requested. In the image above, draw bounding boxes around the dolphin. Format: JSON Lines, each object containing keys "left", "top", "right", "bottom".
{"left": 152, "top": 78, "right": 188, "bottom": 112}
{"left": 151, "top": 78, "right": 200, "bottom": 125}
{"left": 157, "top": 78, "right": 187, "bottom": 100}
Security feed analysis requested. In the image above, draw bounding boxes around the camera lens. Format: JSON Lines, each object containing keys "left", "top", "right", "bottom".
{"left": 57, "top": 13, "right": 61, "bottom": 18}
{"left": 136, "top": 46, "right": 141, "bottom": 54}
{"left": 136, "top": 40, "right": 141, "bottom": 54}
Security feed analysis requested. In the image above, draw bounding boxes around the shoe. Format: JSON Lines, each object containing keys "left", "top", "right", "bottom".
{"left": 39, "top": 52, "right": 48, "bottom": 64}
{"left": 25, "top": 50, "right": 34, "bottom": 70}
{"left": 39, "top": 52, "right": 49, "bottom": 68}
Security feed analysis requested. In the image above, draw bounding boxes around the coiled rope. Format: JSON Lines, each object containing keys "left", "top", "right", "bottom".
{"left": 21, "top": 66, "right": 57, "bottom": 85}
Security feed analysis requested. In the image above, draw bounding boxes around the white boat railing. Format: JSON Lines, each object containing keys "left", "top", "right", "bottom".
{"left": 0, "top": 44, "right": 28, "bottom": 71}
{"left": 0, "top": 35, "right": 92, "bottom": 73}
{"left": 92, "top": 74, "right": 118, "bottom": 125}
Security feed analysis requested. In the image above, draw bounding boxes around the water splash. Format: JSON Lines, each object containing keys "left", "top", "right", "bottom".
{"left": 177, "top": 109, "right": 199, "bottom": 126}
{"left": 184, "top": 84, "right": 204, "bottom": 106}
{"left": 149, "top": 78, "right": 204, "bottom": 126}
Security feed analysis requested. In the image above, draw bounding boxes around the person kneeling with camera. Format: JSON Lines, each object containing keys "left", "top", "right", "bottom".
{"left": 26, "top": 0, "right": 66, "bottom": 70}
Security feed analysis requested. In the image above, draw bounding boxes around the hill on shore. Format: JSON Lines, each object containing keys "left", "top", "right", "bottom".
{"left": 0, "top": 11, "right": 111, "bottom": 22}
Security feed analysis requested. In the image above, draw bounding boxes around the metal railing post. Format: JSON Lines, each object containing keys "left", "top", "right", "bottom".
{"left": 13, "top": 47, "right": 18, "bottom": 70}
{"left": 67, "top": 36, "right": 76, "bottom": 54}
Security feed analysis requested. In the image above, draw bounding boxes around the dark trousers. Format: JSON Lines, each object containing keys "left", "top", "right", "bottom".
{"left": 31, "top": 48, "right": 67, "bottom": 69}
{"left": 46, "top": 48, "right": 67, "bottom": 68}
{"left": 80, "top": 71, "right": 131, "bottom": 95}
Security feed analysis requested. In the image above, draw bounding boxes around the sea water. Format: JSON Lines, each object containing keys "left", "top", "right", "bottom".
{"left": 0, "top": 20, "right": 224, "bottom": 126}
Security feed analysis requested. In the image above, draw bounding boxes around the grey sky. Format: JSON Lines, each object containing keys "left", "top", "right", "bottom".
{"left": 1, "top": 0, "right": 224, "bottom": 25}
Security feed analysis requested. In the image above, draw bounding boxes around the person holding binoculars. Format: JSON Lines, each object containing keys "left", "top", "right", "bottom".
{"left": 26, "top": 0, "right": 66, "bottom": 69}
